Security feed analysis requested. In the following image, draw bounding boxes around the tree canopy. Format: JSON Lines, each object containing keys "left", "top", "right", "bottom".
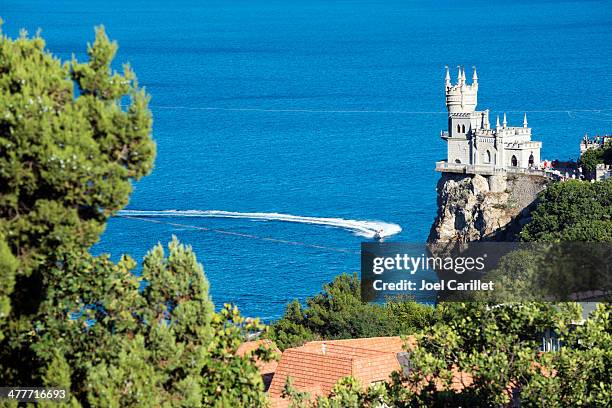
{"left": 0, "top": 23, "right": 272, "bottom": 406}
{"left": 32, "top": 239, "right": 271, "bottom": 407}
{"left": 579, "top": 141, "right": 612, "bottom": 175}
{"left": 520, "top": 178, "right": 612, "bottom": 242}
{"left": 0, "top": 24, "right": 155, "bottom": 275}
{"left": 269, "top": 273, "right": 436, "bottom": 350}
{"left": 283, "top": 302, "right": 611, "bottom": 407}
{"left": 0, "top": 232, "right": 18, "bottom": 342}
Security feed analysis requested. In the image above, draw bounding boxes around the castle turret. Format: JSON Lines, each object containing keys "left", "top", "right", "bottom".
{"left": 445, "top": 66, "right": 478, "bottom": 113}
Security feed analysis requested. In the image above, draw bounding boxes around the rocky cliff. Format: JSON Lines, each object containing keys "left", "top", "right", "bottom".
{"left": 428, "top": 173, "right": 549, "bottom": 244}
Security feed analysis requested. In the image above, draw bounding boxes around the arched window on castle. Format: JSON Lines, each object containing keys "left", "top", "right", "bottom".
{"left": 457, "top": 124, "right": 461, "bottom": 133}
{"left": 511, "top": 155, "right": 518, "bottom": 167}
{"left": 461, "top": 124, "right": 466, "bottom": 133}
{"left": 485, "top": 150, "right": 491, "bottom": 164}
{"left": 529, "top": 153, "right": 534, "bottom": 167}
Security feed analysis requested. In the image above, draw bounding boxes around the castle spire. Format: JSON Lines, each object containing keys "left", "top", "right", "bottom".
{"left": 503, "top": 112, "right": 507, "bottom": 128}
{"left": 457, "top": 66, "right": 462, "bottom": 84}
{"left": 445, "top": 66, "right": 451, "bottom": 87}
{"left": 496, "top": 115, "right": 501, "bottom": 129}
{"left": 523, "top": 113, "right": 528, "bottom": 128}
{"left": 472, "top": 66, "right": 478, "bottom": 83}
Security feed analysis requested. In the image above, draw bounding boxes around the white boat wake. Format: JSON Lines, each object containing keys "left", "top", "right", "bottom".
{"left": 117, "top": 209, "right": 402, "bottom": 239}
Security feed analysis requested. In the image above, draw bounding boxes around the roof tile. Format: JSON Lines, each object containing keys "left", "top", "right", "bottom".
{"left": 268, "top": 336, "right": 411, "bottom": 405}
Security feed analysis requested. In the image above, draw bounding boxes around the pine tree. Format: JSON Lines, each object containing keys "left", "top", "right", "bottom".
{"left": 0, "top": 22, "right": 272, "bottom": 406}
{"left": 0, "top": 20, "right": 155, "bottom": 386}
{"left": 0, "top": 233, "right": 18, "bottom": 342}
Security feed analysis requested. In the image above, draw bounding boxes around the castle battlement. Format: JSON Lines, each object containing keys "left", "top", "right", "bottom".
{"left": 445, "top": 66, "right": 478, "bottom": 113}
{"left": 438, "top": 67, "right": 542, "bottom": 172}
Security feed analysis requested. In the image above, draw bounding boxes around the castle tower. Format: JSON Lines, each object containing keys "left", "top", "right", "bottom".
{"left": 443, "top": 67, "right": 480, "bottom": 165}
{"left": 445, "top": 66, "right": 478, "bottom": 114}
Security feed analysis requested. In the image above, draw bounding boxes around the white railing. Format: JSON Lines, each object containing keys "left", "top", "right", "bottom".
{"left": 435, "top": 161, "right": 558, "bottom": 179}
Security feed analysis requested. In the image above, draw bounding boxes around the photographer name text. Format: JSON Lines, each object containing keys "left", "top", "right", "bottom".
{"left": 372, "top": 279, "right": 495, "bottom": 292}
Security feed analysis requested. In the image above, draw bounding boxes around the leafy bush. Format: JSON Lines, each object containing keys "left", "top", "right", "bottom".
{"left": 520, "top": 179, "right": 612, "bottom": 242}
{"left": 579, "top": 140, "right": 612, "bottom": 175}
{"left": 269, "top": 273, "right": 436, "bottom": 350}
{"left": 284, "top": 303, "right": 612, "bottom": 408}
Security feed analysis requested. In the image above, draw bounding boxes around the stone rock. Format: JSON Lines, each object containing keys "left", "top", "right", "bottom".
{"left": 428, "top": 173, "right": 549, "bottom": 244}
{"left": 471, "top": 174, "right": 489, "bottom": 195}
{"left": 488, "top": 174, "right": 507, "bottom": 193}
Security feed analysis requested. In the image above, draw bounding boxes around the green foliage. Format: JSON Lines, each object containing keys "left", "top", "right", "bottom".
{"left": 520, "top": 179, "right": 612, "bottom": 242}
{"left": 7, "top": 238, "right": 270, "bottom": 407}
{"left": 203, "top": 304, "right": 274, "bottom": 407}
{"left": 284, "top": 373, "right": 411, "bottom": 408}
{"left": 520, "top": 304, "right": 612, "bottom": 407}
{"left": 291, "top": 303, "right": 611, "bottom": 407}
{"left": 282, "top": 377, "right": 312, "bottom": 408}
{"left": 267, "top": 299, "right": 319, "bottom": 352}
{"left": 0, "top": 233, "right": 18, "bottom": 341}
{"left": 475, "top": 243, "right": 611, "bottom": 303}
{"left": 406, "top": 302, "right": 579, "bottom": 406}
{"left": 0, "top": 23, "right": 155, "bottom": 277}
{"left": 579, "top": 141, "right": 612, "bottom": 175}
{"left": 579, "top": 147, "right": 605, "bottom": 174}
{"left": 0, "top": 24, "right": 270, "bottom": 407}
{"left": 0, "top": 23, "right": 156, "bottom": 382}
{"left": 269, "top": 273, "right": 435, "bottom": 350}
{"left": 316, "top": 377, "right": 392, "bottom": 408}
{"left": 282, "top": 376, "right": 390, "bottom": 408}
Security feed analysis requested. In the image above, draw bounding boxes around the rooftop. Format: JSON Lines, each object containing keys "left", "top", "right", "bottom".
{"left": 268, "top": 336, "right": 412, "bottom": 407}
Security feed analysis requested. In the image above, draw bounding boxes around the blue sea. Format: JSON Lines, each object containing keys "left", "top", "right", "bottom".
{"left": 3, "top": 0, "right": 611, "bottom": 320}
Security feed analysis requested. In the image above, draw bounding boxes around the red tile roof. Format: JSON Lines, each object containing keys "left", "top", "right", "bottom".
{"left": 268, "top": 336, "right": 411, "bottom": 407}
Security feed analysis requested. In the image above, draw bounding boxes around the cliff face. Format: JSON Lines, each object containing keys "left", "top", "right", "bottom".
{"left": 428, "top": 173, "right": 549, "bottom": 244}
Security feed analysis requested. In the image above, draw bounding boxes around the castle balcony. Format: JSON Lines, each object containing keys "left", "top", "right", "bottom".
{"left": 474, "top": 129, "right": 494, "bottom": 136}
{"left": 436, "top": 160, "right": 554, "bottom": 179}
{"left": 504, "top": 140, "right": 542, "bottom": 150}
{"left": 475, "top": 135, "right": 495, "bottom": 143}
{"left": 435, "top": 161, "right": 497, "bottom": 175}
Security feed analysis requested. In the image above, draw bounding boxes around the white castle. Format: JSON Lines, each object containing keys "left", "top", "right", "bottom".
{"left": 436, "top": 67, "right": 542, "bottom": 175}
